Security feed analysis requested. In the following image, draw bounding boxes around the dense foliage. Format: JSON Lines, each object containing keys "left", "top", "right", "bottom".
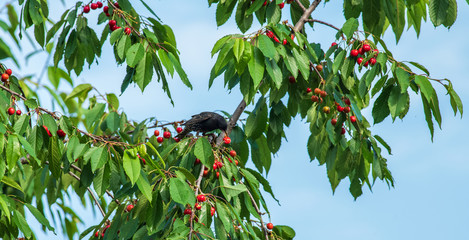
{"left": 0, "top": 0, "right": 463, "bottom": 239}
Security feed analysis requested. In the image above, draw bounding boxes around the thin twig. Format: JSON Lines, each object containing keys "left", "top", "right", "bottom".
{"left": 294, "top": 0, "right": 307, "bottom": 11}
{"left": 306, "top": 18, "right": 341, "bottom": 31}
{"left": 241, "top": 181, "right": 269, "bottom": 240}
{"left": 215, "top": 100, "right": 247, "bottom": 146}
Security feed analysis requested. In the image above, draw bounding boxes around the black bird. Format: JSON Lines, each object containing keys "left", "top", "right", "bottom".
{"left": 176, "top": 112, "right": 228, "bottom": 138}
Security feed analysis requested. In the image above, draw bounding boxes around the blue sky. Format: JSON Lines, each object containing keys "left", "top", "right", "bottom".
{"left": 3, "top": 0, "right": 469, "bottom": 239}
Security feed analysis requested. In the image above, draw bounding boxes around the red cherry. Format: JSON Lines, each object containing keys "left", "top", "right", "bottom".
{"left": 273, "top": 36, "right": 280, "bottom": 43}
{"left": 83, "top": 5, "right": 90, "bottom": 13}
{"left": 126, "top": 204, "right": 134, "bottom": 212}
{"left": 103, "top": 6, "right": 109, "bottom": 12}
{"left": 95, "top": 231, "right": 99, "bottom": 237}
{"left": 282, "top": 39, "right": 287, "bottom": 45}
{"left": 203, "top": 170, "right": 209, "bottom": 177}
{"left": 105, "top": 12, "right": 111, "bottom": 17}
{"left": 43, "top": 126, "right": 52, "bottom": 137}
{"left": 194, "top": 158, "right": 201, "bottom": 165}
{"left": 213, "top": 163, "right": 218, "bottom": 170}
{"left": 183, "top": 208, "right": 192, "bottom": 215}
{"left": 267, "top": 223, "right": 274, "bottom": 230}
{"left": 263, "top": 1, "right": 267, "bottom": 6}
{"left": 224, "top": 136, "right": 231, "bottom": 144}
{"left": 114, "top": 2, "right": 120, "bottom": 8}
{"left": 195, "top": 203, "right": 202, "bottom": 210}
{"left": 350, "top": 116, "right": 357, "bottom": 123}
{"left": 157, "top": 137, "right": 164, "bottom": 143}
{"left": 363, "top": 44, "right": 371, "bottom": 52}
{"left": 216, "top": 172, "right": 220, "bottom": 178}
{"left": 278, "top": 2, "right": 285, "bottom": 8}
{"left": 16, "top": 109, "right": 21, "bottom": 115}
{"left": 344, "top": 98, "right": 351, "bottom": 105}
{"left": 163, "top": 131, "right": 171, "bottom": 138}
{"left": 341, "top": 127, "right": 346, "bottom": 135}
{"left": 7, "top": 107, "right": 14, "bottom": 115}
{"left": 331, "top": 42, "right": 337, "bottom": 48}
{"left": 343, "top": 106, "right": 351, "bottom": 113}
{"left": 1, "top": 73, "right": 9, "bottom": 82}
{"left": 331, "top": 118, "right": 337, "bottom": 126}
{"left": 97, "top": 1, "right": 103, "bottom": 8}
{"left": 154, "top": 130, "right": 160, "bottom": 136}
{"left": 311, "top": 95, "right": 319, "bottom": 102}
{"left": 197, "top": 194, "right": 206, "bottom": 202}
{"left": 357, "top": 57, "right": 363, "bottom": 65}
{"left": 364, "top": 61, "right": 369, "bottom": 67}
{"left": 5, "top": 69, "right": 12, "bottom": 75}
{"left": 337, "top": 106, "right": 344, "bottom": 112}
{"left": 350, "top": 49, "right": 358, "bottom": 57}
{"left": 124, "top": 27, "right": 131, "bottom": 35}
{"left": 234, "top": 160, "right": 238, "bottom": 165}
{"left": 176, "top": 127, "right": 183, "bottom": 133}
{"left": 313, "top": 88, "right": 321, "bottom": 95}
{"left": 173, "top": 137, "right": 180, "bottom": 142}
{"left": 306, "top": 88, "right": 312, "bottom": 93}
{"left": 217, "top": 161, "right": 223, "bottom": 168}
{"left": 91, "top": 3, "right": 98, "bottom": 9}
{"left": 210, "top": 207, "right": 216, "bottom": 216}
{"left": 291, "top": 34, "right": 295, "bottom": 40}
{"left": 109, "top": 20, "right": 117, "bottom": 27}
{"left": 288, "top": 76, "right": 295, "bottom": 83}
{"left": 316, "top": 64, "right": 323, "bottom": 72}
{"left": 266, "top": 30, "right": 274, "bottom": 38}
{"left": 57, "top": 129, "right": 66, "bottom": 138}
{"left": 101, "top": 232, "right": 104, "bottom": 238}
{"left": 229, "top": 150, "right": 236, "bottom": 157}
{"left": 358, "top": 47, "right": 364, "bottom": 55}
{"left": 373, "top": 49, "right": 379, "bottom": 57}
{"left": 369, "top": 58, "right": 377, "bottom": 66}
{"left": 320, "top": 90, "right": 327, "bottom": 98}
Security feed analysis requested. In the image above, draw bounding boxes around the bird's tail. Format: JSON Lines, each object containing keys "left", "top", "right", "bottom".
{"left": 175, "top": 128, "right": 191, "bottom": 139}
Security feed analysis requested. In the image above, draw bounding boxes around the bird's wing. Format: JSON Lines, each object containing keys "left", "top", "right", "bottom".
{"left": 189, "top": 112, "right": 213, "bottom": 123}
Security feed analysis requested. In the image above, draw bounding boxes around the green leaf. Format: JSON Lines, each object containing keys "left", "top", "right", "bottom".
{"left": 169, "top": 177, "right": 196, "bottom": 206}
{"left": 110, "top": 27, "right": 123, "bottom": 45}
{"left": 395, "top": 67, "right": 410, "bottom": 93}
{"left": 49, "top": 137, "right": 61, "bottom": 178}
{"left": 216, "top": 0, "right": 237, "bottom": 27}
{"left": 123, "top": 148, "right": 141, "bottom": 185}
{"left": 134, "top": 51, "right": 153, "bottom": 92}
{"left": 341, "top": 17, "right": 359, "bottom": 41}
{"left": 388, "top": 87, "right": 409, "bottom": 121}
{"left": 1, "top": 176, "right": 23, "bottom": 193}
{"left": 65, "top": 83, "right": 92, "bottom": 101}
{"left": 126, "top": 43, "right": 145, "bottom": 68}
{"left": 429, "top": 0, "right": 457, "bottom": 28}
{"left": 421, "top": 94, "right": 435, "bottom": 141}
{"left": 194, "top": 137, "right": 214, "bottom": 168}
{"left": 6, "top": 135, "right": 20, "bottom": 171}
{"left": 265, "top": 58, "right": 282, "bottom": 88}
{"left": 233, "top": 38, "right": 245, "bottom": 62}
{"left": 372, "top": 86, "right": 392, "bottom": 124}
{"left": 13, "top": 114, "right": 30, "bottom": 135}
{"left": 0, "top": 195, "right": 10, "bottom": 220}
{"left": 136, "top": 171, "right": 153, "bottom": 202}
{"left": 257, "top": 35, "right": 276, "bottom": 59}
{"left": 168, "top": 51, "right": 192, "bottom": 89}
{"left": 273, "top": 225, "right": 296, "bottom": 239}
{"left": 13, "top": 210, "right": 32, "bottom": 238}
{"left": 91, "top": 147, "right": 109, "bottom": 172}
{"left": 248, "top": 47, "right": 265, "bottom": 88}
{"left": 25, "top": 203, "right": 55, "bottom": 232}
{"left": 408, "top": 61, "right": 430, "bottom": 76}
{"left": 18, "top": 136, "right": 38, "bottom": 163}
{"left": 85, "top": 103, "right": 106, "bottom": 129}
{"left": 374, "top": 135, "right": 392, "bottom": 155}
{"left": 292, "top": 48, "right": 310, "bottom": 80}
{"left": 332, "top": 50, "right": 346, "bottom": 74}
{"left": 245, "top": 97, "right": 267, "bottom": 140}
{"left": 414, "top": 75, "right": 433, "bottom": 102}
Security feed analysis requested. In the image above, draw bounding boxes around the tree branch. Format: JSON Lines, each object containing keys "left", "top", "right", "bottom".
{"left": 241, "top": 181, "right": 269, "bottom": 240}
{"left": 306, "top": 18, "right": 341, "bottom": 31}
{"left": 293, "top": 0, "right": 322, "bottom": 33}
{"left": 215, "top": 99, "right": 247, "bottom": 146}
{"left": 294, "top": 0, "right": 306, "bottom": 11}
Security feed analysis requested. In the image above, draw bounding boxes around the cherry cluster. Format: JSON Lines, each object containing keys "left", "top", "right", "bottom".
{"left": 1, "top": 68, "right": 11, "bottom": 82}
{"left": 350, "top": 42, "right": 379, "bottom": 67}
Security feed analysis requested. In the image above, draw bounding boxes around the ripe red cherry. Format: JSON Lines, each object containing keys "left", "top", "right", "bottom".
{"left": 91, "top": 3, "right": 98, "bottom": 9}
{"left": 109, "top": 20, "right": 116, "bottom": 27}
{"left": 124, "top": 27, "right": 131, "bottom": 35}
{"left": 330, "top": 42, "right": 337, "bottom": 47}
{"left": 173, "top": 137, "right": 180, "bottom": 142}
{"left": 313, "top": 88, "right": 321, "bottom": 95}
{"left": 373, "top": 49, "right": 379, "bottom": 57}
{"left": 316, "top": 64, "right": 323, "bottom": 72}
{"left": 83, "top": 5, "right": 90, "bottom": 13}
{"left": 224, "top": 136, "right": 231, "bottom": 144}
{"left": 350, "top": 115, "right": 357, "bottom": 123}
{"left": 43, "top": 126, "right": 52, "bottom": 137}
{"left": 273, "top": 36, "right": 280, "bottom": 43}
{"left": 235, "top": 160, "right": 239, "bottom": 165}
{"left": 176, "top": 127, "right": 183, "bottom": 133}
{"left": 163, "top": 131, "right": 171, "bottom": 138}
{"left": 7, "top": 107, "right": 15, "bottom": 115}
{"left": 213, "top": 163, "right": 218, "bottom": 170}
{"left": 154, "top": 130, "right": 160, "bottom": 136}
{"left": 344, "top": 98, "right": 351, "bottom": 105}
{"left": 278, "top": 2, "right": 285, "bottom": 8}
{"left": 363, "top": 44, "right": 371, "bottom": 52}
{"left": 263, "top": 1, "right": 267, "bottom": 6}
{"left": 157, "top": 137, "right": 164, "bottom": 143}
{"left": 5, "top": 69, "right": 12, "bottom": 75}
{"left": 350, "top": 49, "right": 358, "bottom": 57}
{"left": 364, "top": 61, "right": 369, "bottom": 67}
{"left": 320, "top": 90, "right": 327, "bottom": 98}
{"left": 195, "top": 203, "right": 202, "bottom": 210}
{"left": 126, "top": 204, "right": 134, "bottom": 212}
{"left": 183, "top": 208, "right": 192, "bottom": 215}
{"left": 229, "top": 150, "right": 237, "bottom": 157}
{"left": 97, "top": 1, "right": 103, "bottom": 8}
{"left": 291, "top": 34, "right": 295, "bottom": 40}
{"left": 282, "top": 39, "right": 287, "bottom": 45}
{"left": 1, "top": 73, "right": 9, "bottom": 82}
{"left": 311, "top": 95, "right": 319, "bottom": 102}
{"left": 369, "top": 58, "right": 377, "bottom": 66}
{"left": 343, "top": 106, "right": 351, "bottom": 113}
{"left": 357, "top": 57, "right": 363, "bottom": 65}
{"left": 358, "top": 47, "right": 364, "bottom": 55}
{"left": 266, "top": 30, "right": 274, "bottom": 38}
{"left": 210, "top": 207, "right": 216, "bottom": 216}
{"left": 341, "top": 127, "right": 346, "bottom": 135}
{"left": 331, "top": 118, "right": 337, "bottom": 126}
{"left": 194, "top": 158, "right": 201, "bottom": 165}
{"left": 267, "top": 223, "right": 274, "bottom": 230}
{"left": 16, "top": 109, "right": 21, "bottom": 115}
{"left": 197, "top": 194, "right": 206, "bottom": 202}
{"left": 288, "top": 76, "right": 295, "bottom": 83}
{"left": 306, "top": 88, "right": 312, "bottom": 93}
{"left": 337, "top": 106, "right": 344, "bottom": 112}
{"left": 114, "top": 2, "right": 120, "bottom": 8}
{"left": 216, "top": 172, "right": 220, "bottom": 178}
{"left": 203, "top": 170, "right": 209, "bottom": 177}
{"left": 57, "top": 129, "right": 66, "bottom": 138}
{"left": 217, "top": 161, "right": 223, "bottom": 168}
{"left": 103, "top": 6, "right": 109, "bottom": 12}
{"left": 95, "top": 231, "right": 99, "bottom": 237}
